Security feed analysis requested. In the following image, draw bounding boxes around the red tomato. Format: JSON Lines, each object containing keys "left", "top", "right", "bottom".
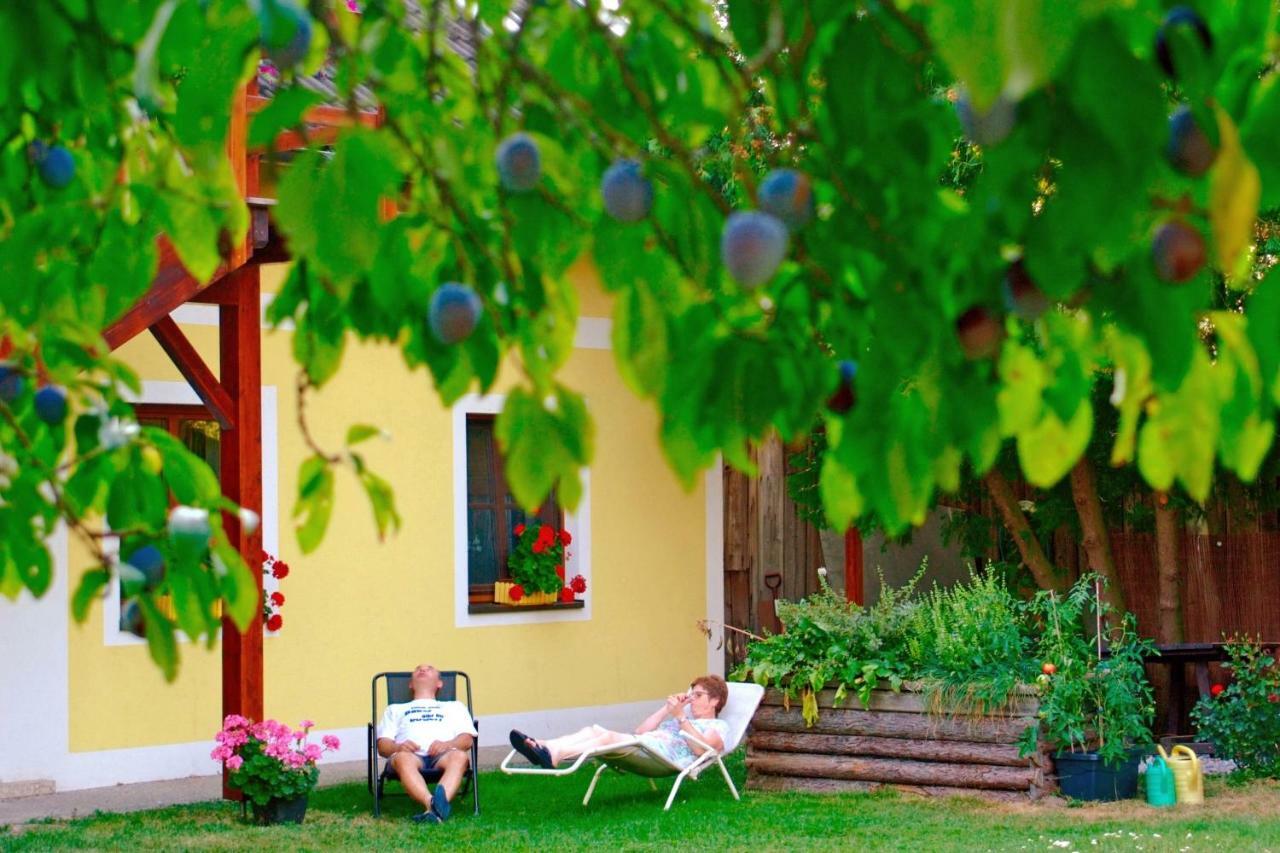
{"left": 1041, "top": 662, "right": 1057, "bottom": 676}
{"left": 1210, "top": 683, "right": 1225, "bottom": 697}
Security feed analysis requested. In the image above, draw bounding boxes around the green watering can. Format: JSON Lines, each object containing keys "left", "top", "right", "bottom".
{"left": 1146, "top": 754, "right": 1177, "bottom": 807}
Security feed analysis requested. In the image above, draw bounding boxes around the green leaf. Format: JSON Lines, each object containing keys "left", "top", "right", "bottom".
{"left": 214, "top": 539, "right": 258, "bottom": 632}
{"left": 248, "top": 86, "right": 322, "bottom": 149}
{"left": 294, "top": 458, "right": 334, "bottom": 554}
{"left": 1016, "top": 401, "right": 1092, "bottom": 488}
{"left": 138, "top": 596, "right": 179, "bottom": 681}
{"left": 819, "top": 454, "right": 863, "bottom": 533}
{"left": 72, "top": 568, "right": 111, "bottom": 622}
{"left": 495, "top": 386, "right": 593, "bottom": 512}
{"left": 345, "top": 424, "right": 381, "bottom": 447}
{"left": 1137, "top": 349, "right": 1219, "bottom": 500}
{"left": 997, "top": 342, "right": 1045, "bottom": 435}
{"left": 359, "top": 468, "right": 401, "bottom": 540}
{"left": 147, "top": 428, "right": 221, "bottom": 505}
{"left": 1209, "top": 106, "right": 1262, "bottom": 283}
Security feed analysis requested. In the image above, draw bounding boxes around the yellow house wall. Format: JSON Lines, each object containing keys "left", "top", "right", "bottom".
{"left": 67, "top": 262, "right": 710, "bottom": 752}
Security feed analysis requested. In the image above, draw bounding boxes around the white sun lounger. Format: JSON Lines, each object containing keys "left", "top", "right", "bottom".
{"left": 500, "top": 681, "right": 765, "bottom": 811}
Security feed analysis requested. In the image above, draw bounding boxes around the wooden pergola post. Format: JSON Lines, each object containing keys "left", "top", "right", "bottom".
{"left": 218, "top": 266, "right": 264, "bottom": 797}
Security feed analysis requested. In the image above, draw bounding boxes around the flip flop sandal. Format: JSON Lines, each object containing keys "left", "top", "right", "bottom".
{"left": 509, "top": 729, "right": 554, "bottom": 769}
{"left": 431, "top": 785, "right": 451, "bottom": 822}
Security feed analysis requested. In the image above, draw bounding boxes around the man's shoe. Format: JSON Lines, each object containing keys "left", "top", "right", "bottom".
{"left": 431, "top": 785, "right": 452, "bottom": 822}
{"left": 411, "top": 809, "right": 442, "bottom": 825}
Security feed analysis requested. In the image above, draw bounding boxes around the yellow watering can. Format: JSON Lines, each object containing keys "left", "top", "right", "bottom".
{"left": 1156, "top": 744, "right": 1204, "bottom": 805}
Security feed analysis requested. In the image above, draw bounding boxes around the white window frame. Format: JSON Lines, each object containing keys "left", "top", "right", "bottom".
{"left": 103, "top": 381, "right": 279, "bottom": 646}
{"left": 452, "top": 392, "right": 592, "bottom": 628}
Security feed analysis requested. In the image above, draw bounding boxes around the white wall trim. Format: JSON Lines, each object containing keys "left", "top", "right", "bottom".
{"left": 704, "top": 456, "right": 725, "bottom": 678}
{"left": 169, "top": 294, "right": 294, "bottom": 332}
{"left": 41, "top": 697, "right": 661, "bottom": 792}
{"left": 451, "top": 393, "right": 591, "bottom": 628}
{"left": 104, "top": 382, "right": 280, "bottom": 646}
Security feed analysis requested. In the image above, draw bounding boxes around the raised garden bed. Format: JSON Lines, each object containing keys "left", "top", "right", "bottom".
{"left": 746, "top": 684, "right": 1055, "bottom": 802}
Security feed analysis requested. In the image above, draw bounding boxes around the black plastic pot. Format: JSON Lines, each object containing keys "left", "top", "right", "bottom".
{"left": 251, "top": 793, "right": 309, "bottom": 825}
{"left": 1054, "top": 750, "right": 1143, "bottom": 801}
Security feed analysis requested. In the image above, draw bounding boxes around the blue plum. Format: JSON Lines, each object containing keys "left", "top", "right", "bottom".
{"left": 955, "top": 92, "right": 1016, "bottom": 147}
{"left": 827, "top": 360, "right": 858, "bottom": 414}
{"left": 0, "top": 362, "right": 25, "bottom": 403}
{"left": 721, "top": 211, "right": 789, "bottom": 289}
{"left": 429, "top": 282, "right": 483, "bottom": 345}
{"left": 37, "top": 145, "right": 75, "bottom": 189}
{"left": 1152, "top": 220, "right": 1206, "bottom": 284}
{"left": 601, "top": 159, "right": 653, "bottom": 223}
{"left": 757, "top": 169, "right": 814, "bottom": 230}
{"left": 125, "top": 545, "right": 165, "bottom": 589}
{"left": 259, "top": 0, "right": 312, "bottom": 68}
{"left": 34, "top": 385, "right": 67, "bottom": 424}
{"left": 1166, "top": 107, "right": 1216, "bottom": 177}
{"left": 496, "top": 133, "right": 541, "bottom": 192}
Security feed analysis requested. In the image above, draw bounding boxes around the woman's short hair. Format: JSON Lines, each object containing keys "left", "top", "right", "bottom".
{"left": 691, "top": 674, "right": 729, "bottom": 714}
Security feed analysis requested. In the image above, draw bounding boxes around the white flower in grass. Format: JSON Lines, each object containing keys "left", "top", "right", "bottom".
{"left": 817, "top": 566, "right": 827, "bottom": 577}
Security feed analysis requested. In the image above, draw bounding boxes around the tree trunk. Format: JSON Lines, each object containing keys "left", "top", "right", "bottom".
{"left": 750, "top": 705, "right": 1035, "bottom": 743}
{"left": 749, "top": 730, "right": 1033, "bottom": 767}
{"left": 1069, "top": 457, "right": 1126, "bottom": 614}
{"left": 745, "top": 750, "right": 1041, "bottom": 791}
{"left": 1153, "top": 492, "right": 1186, "bottom": 644}
{"left": 983, "top": 469, "right": 1063, "bottom": 591}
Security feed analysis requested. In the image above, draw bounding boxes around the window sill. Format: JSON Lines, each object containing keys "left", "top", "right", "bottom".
{"left": 467, "top": 600, "right": 585, "bottom": 615}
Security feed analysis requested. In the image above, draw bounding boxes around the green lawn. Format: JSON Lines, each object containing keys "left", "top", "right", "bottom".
{"left": 6, "top": 757, "right": 1280, "bottom": 851}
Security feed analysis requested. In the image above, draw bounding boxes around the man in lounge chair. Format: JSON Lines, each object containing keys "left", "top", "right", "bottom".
{"left": 375, "top": 663, "right": 475, "bottom": 824}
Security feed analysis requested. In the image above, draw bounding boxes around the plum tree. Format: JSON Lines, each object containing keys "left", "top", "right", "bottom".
{"left": 1166, "top": 107, "right": 1216, "bottom": 177}
{"left": 1155, "top": 6, "right": 1212, "bottom": 79}
{"left": 33, "top": 386, "right": 67, "bottom": 424}
{"left": 428, "top": 282, "right": 482, "bottom": 344}
{"left": 2, "top": 0, "right": 1277, "bottom": 679}
{"left": 495, "top": 132, "right": 541, "bottom": 192}
{"left": 956, "top": 307, "right": 1004, "bottom": 360}
{"left": 35, "top": 144, "right": 75, "bottom": 189}
{"left": 600, "top": 159, "right": 653, "bottom": 223}
{"left": 720, "top": 211, "right": 788, "bottom": 288}
{"left": 1152, "top": 220, "right": 1207, "bottom": 283}
{"left": 757, "top": 169, "right": 813, "bottom": 230}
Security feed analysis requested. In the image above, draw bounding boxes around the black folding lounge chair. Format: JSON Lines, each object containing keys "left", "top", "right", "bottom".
{"left": 367, "top": 670, "right": 480, "bottom": 817}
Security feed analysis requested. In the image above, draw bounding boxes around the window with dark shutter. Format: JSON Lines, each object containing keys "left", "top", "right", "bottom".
{"left": 464, "top": 414, "right": 563, "bottom": 609}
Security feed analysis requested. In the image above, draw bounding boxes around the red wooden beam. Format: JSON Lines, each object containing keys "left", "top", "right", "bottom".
{"left": 147, "top": 317, "right": 236, "bottom": 432}
{"left": 104, "top": 239, "right": 227, "bottom": 351}
{"left": 219, "top": 266, "right": 264, "bottom": 800}
{"left": 246, "top": 94, "right": 382, "bottom": 128}
{"left": 845, "top": 527, "right": 864, "bottom": 606}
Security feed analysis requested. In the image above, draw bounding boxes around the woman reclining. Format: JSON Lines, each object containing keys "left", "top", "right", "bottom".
{"left": 509, "top": 674, "right": 729, "bottom": 770}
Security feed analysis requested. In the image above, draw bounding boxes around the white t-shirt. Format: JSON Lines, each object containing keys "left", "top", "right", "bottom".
{"left": 377, "top": 699, "right": 477, "bottom": 755}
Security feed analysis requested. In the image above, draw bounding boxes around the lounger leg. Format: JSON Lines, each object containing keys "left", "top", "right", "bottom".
{"left": 583, "top": 764, "right": 610, "bottom": 806}
{"left": 716, "top": 757, "right": 740, "bottom": 801}
{"left": 648, "top": 779, "right": 657, "bottom": 792}
{"left": 664, "top": 766, "right": 696, "bottom": 811}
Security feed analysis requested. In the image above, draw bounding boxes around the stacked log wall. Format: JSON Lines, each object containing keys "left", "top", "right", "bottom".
{"left": 746, "top": 686, "right": 1054, "bottom": 802}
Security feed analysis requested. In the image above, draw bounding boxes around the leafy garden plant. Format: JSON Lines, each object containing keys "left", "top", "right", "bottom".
{"left": 508, "top": 522, "right": 572, "bottom": 596}
{"left": 1191, "top": 637, "right": 1280, "bottom": 779}
{"left": 1021, "top": 576, "right": 1156, "bottom": 766}
{"left": 211, "top": 716, "right": 340, "bottom": 809}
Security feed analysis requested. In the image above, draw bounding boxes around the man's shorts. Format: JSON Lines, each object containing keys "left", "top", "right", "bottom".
{"left": 385, "top": 751, "right": 441, "bottom": 777}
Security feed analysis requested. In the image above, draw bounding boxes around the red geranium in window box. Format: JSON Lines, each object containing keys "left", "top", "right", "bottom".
{"left": 496, "top": 523, "right": 579, "bottom": 606}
